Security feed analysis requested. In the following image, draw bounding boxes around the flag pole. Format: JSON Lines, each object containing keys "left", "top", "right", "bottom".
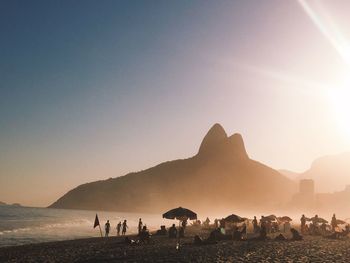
{"left": 94, "top": 213, "right": 103, "bottom": 238}
{"left": 99, "top": 224, "right": 103, "bottom": 238}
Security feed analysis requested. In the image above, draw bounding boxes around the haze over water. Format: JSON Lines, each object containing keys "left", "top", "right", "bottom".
{"left": 0, "top": 206, "right": 168, "bottom": 247}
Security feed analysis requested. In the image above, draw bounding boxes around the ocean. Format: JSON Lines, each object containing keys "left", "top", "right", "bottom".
{"left": 0, "top": 206, "right": 168, "bottom": 247}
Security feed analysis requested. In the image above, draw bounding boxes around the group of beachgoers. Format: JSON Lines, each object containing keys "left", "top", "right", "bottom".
{"left": 100, "top": 213, "right": 349, "bottom": 246}
{"left": 103, "top": 218, "right": 152, "bottom": 243}
{"left": 104, "top": 219, "right": 128, "bottom": 237}
{"left": 300, "top": 213, "right": 350, "bottom": 238}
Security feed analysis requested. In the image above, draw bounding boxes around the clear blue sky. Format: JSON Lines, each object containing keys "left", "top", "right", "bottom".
{"left": 1, "top": 0, "right": 350, "bottom": 206}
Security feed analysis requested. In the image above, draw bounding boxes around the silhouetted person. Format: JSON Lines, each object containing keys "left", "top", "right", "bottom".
{"left": 266, "top": 220, "right": 272, "bottom": 234}
{"left": 204, "top": 217, "right": 210, "bottom": 227}
{"left": 169, "top": 224, "right": 177, "bottom": 238}
{"left": 138, "top": 218, "right": 143, "bottom": 235}
{"left": 214, "top": 219, "right": 219, "bottom": 228}
{"left": 105, "top": 220, "right": 110, "bottom": 237}
{"left": 179, "top": 226, "right": 185, "bottom": 238}
{"left": 219, "top": 218, "right": 226, "bottom": 229}
{"left": 233, "top": 226, "right": 242, "bottom": 241}
{"left": 182, "top": 219, "right": 187, "bottom": 229}
{"left": 312, "top": 214, "right": 319, "bottom": 227}
{"left": 139, "top": 225, "right": 151, "bottom": 243}
{"left": 252, "top": 216, "right": 258, "bottom": 233}
{"left": 259, "top": 225, "right": 267, "bottom": 240}
{"left": 122, "top": 220, "right": 128, "bottom": 235}
{"left": 320, "top": 223, "right": 327, "bottom": 235}
{"left": 207, "top": 228, "right": 223, "bottom": 242}
{"left": 259, "top": 216, "right": 265, "bottom": 227}
{"left": 156, "top": 225, "right": 167, "bottom": 235}
{"left": 291, "top": 228, "right": 303, "bottom": 241}
{"left": 300, "top": 214, "right": 306, "bottom": 234}
{"left": 331, "top": 214, "right": 337, "bottom": 231}
{"left": 117, "top": 221, "right": 121, "bottom": 236}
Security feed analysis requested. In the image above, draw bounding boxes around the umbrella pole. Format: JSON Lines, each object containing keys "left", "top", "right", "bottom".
{"left": 177, "top": 220, "right": 180, "bottom": 249}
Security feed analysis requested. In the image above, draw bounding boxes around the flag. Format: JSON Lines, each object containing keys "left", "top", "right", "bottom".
{"left": 94, "top": 214, "right": 100, "bottom": 228}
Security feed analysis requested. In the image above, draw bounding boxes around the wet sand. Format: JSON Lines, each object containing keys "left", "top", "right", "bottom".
{"left": 1, "top": 234, "right": 350, "bottom": 262}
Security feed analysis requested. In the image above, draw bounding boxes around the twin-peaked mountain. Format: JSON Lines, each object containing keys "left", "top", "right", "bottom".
{"left": 49, "top": 124, "right": 296, "bottom": 213}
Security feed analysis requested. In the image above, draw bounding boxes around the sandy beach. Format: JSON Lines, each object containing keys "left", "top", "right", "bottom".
{"left": 1, "top": 231, "right": 350, "bottom": 262}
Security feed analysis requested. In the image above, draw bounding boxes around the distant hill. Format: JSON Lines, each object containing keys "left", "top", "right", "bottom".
{"left": 49, "top": 124, "right": 296, "bottom": 213}
{"left": 287, "top": 153, "right": 350, "bottom": 193}
{"left": 0, "top": 201, "right": 6, "bottom": 206}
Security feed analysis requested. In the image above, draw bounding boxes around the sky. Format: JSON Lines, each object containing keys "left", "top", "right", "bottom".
{"left": 1, "top": 0, "right": 350, "bottom": 207}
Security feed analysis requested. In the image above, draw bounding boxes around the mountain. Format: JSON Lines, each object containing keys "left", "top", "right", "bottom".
{"left": 0, "top": 201, "right": 6, "bottom": 206}
{"left": 291, "top": 153, "right": 350, "bottom": 193}
{"left": 49, "top": 123, "right": 296, "bottom": 213}
{"left": 278, "top": 170, "right": 299, "bottom": 180}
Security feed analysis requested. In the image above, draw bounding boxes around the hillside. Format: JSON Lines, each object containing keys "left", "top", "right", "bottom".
{"left": 294, "top": 153, "right": 350, "bottom": 193}
{"left": 49, "top": 124, "right": 296, "bottom": 213}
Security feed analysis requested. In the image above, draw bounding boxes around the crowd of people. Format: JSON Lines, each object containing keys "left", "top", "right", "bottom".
{"left": 300, "top": 213, "right": 350, "bottom": 238}
{"left": 99, "top": 213, "right": 349, "bottom": 245}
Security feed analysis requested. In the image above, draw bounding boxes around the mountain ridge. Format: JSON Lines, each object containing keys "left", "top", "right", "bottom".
{"left": 49, "top": 123, "right": 296, "bottom": 213}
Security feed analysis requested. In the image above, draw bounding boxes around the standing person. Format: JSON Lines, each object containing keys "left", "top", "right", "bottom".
{"left": 331, "top": 214, "right": 338, "bottom": 232}
{"left": 105, "top": 220, "right": 110, "bottom": 237}
{"left": 138, "top": 218, "right": 143, "bottom": 235}
{"left": 300, "top": 214, "right": 306, "bottom": 234}
{"left": 311, "top": 214, "right": 319, "bottom": 235}
{"left": 122, "top": 220, "right": 128, "bottom": 235}
{"left": 116, "top": 221, "right": 122, "bottom": 236}
{"left": 182, "top": 219, "right": 187, "bottom": 229}
{"left": 168, "top": 224, "right": 177, "bottom": 238}
{"left": 252, "top": 216, "right": 258, "bottom": 233}
{"left": 204, "top": 217, "right": 210, "bottom": 227}
{"left": 260, "top": 216, "right": 266, "bottom": 229}
{"left": 214, "top": 219, "right": 219, "bottom": 229}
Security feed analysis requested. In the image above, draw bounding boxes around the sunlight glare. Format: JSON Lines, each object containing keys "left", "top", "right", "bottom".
{"left": 298, "top": 0, "right": 350, "bottom": 65}
{"left": 329, "top": 80, "right": 350, "bottom": 138}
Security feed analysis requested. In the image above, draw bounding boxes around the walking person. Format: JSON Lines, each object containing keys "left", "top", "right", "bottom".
{"left": 116, "top": 221, "right": 122, "bottom": 236}
{"left": 331, "top": 214, "right": 338, "bottom": 232}
{"left": 122, "top": 220, "right": 128, "bottom": 235}
{"left": 105, "top": 220, "right": 110, "bottom": 237}
{"left": 138, "top": 218, "right": 143, "bottom": 235}
{"left": 300, "top": 214, "right": 306, "bottom": 234}
{"left": 252, "top": 216, "right": 258, "bottom": 233}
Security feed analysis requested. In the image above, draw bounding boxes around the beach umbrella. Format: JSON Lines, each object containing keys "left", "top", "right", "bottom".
{"left": 278, "top": 216, "right": 292, "bottom": 222}
{"left": 224, "top": 214, "right": 246, "bottom": 223}
{"left": 336, "top": 219, "right": 346, "bottom": 225}
{"left": 162, "top": 207, "right": 197, "bottom": 221}
{"left": 163, "top": 207, "right": 197, "bottom": 249}
{"left": 311, "top": 217, "right": 328, "bottom": 224}
{"left": 266, "top": 214, "right": 277, "bottom": 220}
{"left": 262, "top": 215, "right": 277, "bottom": 222}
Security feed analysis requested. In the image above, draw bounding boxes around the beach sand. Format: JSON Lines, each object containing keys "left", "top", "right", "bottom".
{"left": 1, "top": 232, "right": 350, "bottom": 262}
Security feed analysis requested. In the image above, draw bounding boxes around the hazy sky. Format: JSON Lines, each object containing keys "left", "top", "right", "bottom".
{"left": 1, "top": 0, "right": 350, "bottom": 206}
